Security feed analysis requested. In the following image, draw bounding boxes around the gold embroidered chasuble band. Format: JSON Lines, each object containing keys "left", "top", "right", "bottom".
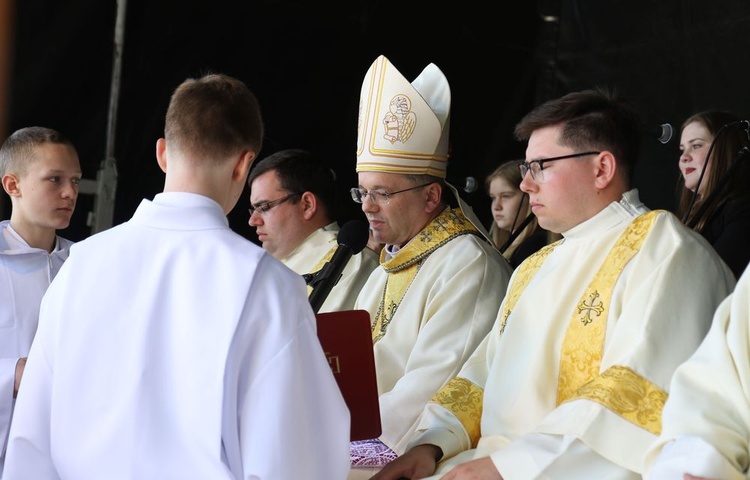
{"left": 430, "top": 210, "right": 668, "bottom": 445}
{"left": 371, "top": 208, "right": 481, "bottom": 343}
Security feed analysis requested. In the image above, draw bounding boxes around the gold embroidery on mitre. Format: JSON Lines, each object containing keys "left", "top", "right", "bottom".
{"left": 498, "top": 240, "right": 561, "bottom": 336}
{"left": 557, "top": 210, "right": 660, "bottom": 405}
{"left": 564, "top": 365, "right": 667, "bottom": 434}
{"left": 430, "top": 377, "right": 484, "bottom": 447}
{"left": 371, "top": 209, "right": 480, "bottom": 343}
{"left": 382, "top": 94, "right": 416, "bottom": 144}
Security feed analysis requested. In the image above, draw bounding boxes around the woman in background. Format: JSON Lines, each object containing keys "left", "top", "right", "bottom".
{"left": 485, "top": 160, "right": 558, "bottom": 268}
{"left": 677, "top": 110, "right": 750, "bottom": 279}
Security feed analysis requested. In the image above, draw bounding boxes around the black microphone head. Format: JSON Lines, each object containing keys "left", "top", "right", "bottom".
{"left": 645, "top": 123, "right": 673, "bottom": 144}
{"left": 337, "top": 219, "right": 370, "bottom": 254}
{"left": 446, "top": 176, "right": 478, "bottom": 193}
{"left": 463, "top": 176, "right": 478, "bottom": 193}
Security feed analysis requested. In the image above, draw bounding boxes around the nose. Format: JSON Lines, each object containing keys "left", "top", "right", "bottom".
{"left": 61, "top": 181, "right": 78, "bottom": 199}
{"left": 248, "top": 210, "right": 263, "bottom": 226}
{"left": 520, "top": 171, "right": 536, "bottom": 193}
{"left": 679, "top": 151, "right": 690, "bottom": 163}
{"left": 361, "top": 194, "right": 378, "bottom": 213}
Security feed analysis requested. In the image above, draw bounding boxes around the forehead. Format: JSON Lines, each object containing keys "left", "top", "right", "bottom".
{"left": 24, "top": 143, "right": 81, "bottom": 174}
{"left": 357, "top": 171, "right": 411, "bottom": 189}
{"left": 489, "top": 176, "right": 517, "bottom": 193}
{"left": 526, "top": 124, "right": 566, "bottom": 159}
{"left": 681, "top": 121, "right": 711, "bottom": 141}
{"left": 249, "top": 170, "right": 283, "bottom": 199}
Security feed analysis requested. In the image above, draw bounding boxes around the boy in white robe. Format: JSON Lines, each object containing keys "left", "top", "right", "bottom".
{"left": 0, "top": 126, "right": 81, "bottom": 476}
{"left": 2, "top": 73, "right": 351, "bottom": 480}
{"left": 372, "top": 88, "right": 735, "bottom": 480}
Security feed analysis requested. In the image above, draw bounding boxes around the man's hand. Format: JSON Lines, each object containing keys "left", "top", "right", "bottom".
{"left": 370, "top": 444, "right": 442, "bottom": 480}
{"left": 14, "top": 357, "right": 27, "bottom": 398}
{"left": 439, "top": 457, "right": 502, "bottom": 479}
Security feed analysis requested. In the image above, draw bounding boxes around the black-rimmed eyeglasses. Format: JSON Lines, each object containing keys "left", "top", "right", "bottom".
{"left": 350, "top": 182, "right": 435, "bottom": 205}
{"left": 519, "top": 151, "right": 601, "bottom": 183}
{"left": 248, "top": 192, "right": 302, "bottom": 216}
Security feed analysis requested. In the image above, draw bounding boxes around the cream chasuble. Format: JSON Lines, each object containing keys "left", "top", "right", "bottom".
{"left": 409, "top": 190, "right": 735, "bottom": 480}
{"left": 354, "top": 207, "right": 512, "bottom": 455}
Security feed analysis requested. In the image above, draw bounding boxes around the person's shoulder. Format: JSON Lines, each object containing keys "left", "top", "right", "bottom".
{"left": 438, "top": 233, "right": 513, "bottom": 273}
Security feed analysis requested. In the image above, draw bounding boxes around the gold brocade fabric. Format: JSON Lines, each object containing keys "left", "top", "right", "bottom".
{"left": 371, "top": 209, "right": 481, "bottom": 343}
{"left": 556, "top": 210, "right": 658, "bottom": 405}
{"left": 572, "top": 365, "right": 667, "bottom": 434}
{"left": 498, "top": 240, "right": 561, "bottom": 336}
{"left": 431, "top": 377, "right": 484, "bottom": 447}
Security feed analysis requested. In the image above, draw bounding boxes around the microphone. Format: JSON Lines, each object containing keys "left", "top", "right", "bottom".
{"left": 645, "top": 123, "right": 674, "bottom": 144}
{"left": 447, "top": 176, "right": 478, "bottom": 193}
{"left": 307, "top": 219, "right": 370, "bottom": 313}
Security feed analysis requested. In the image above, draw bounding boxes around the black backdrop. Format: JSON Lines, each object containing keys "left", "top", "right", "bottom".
{"left": 3, "top": 0, "right": 750, "bottom": 243}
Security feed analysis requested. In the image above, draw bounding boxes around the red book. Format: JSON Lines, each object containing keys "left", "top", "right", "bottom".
{"left": 316, "top": 309, "right": 382, "bottom": 441}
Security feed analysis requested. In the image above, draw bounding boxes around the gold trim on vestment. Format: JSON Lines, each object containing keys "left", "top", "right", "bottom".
{"left": 566, "top": 365, "right": 666, "bottom": 434}
{"left": 557, "top": 210, "right": 659, "bottom": 405}
{"left": 371, "top": 209, "right": 480, "bottom": 343}
{"left": 430, "top": 377, "right": 484, "bottom": 447}
{"left": 497, "top": 240, "right": 560, "bottom": 336}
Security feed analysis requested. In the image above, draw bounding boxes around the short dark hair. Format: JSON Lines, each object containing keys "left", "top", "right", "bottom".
{"left": 514, "top": 87, "right": 642, "bottom": 183}
{"left": 165, "top": 73, "right": 264, "bottom": 162}
{"left": 0, "top": 126, "right": 76, "bottom": 177}
{"left": 248, "top": 148, "right": 337, "bottom": 220}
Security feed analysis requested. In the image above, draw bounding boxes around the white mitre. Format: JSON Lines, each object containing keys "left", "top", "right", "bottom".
{"left": 356, "top": 55, "right": 450, "bottom": 178}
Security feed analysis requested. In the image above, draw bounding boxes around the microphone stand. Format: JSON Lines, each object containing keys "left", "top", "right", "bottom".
{"left": 499, "top": 213, "right": 534, "bottom": 254}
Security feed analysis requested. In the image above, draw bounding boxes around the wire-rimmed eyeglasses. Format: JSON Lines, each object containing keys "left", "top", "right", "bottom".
{"left": 519, "top": 151, "right": 601, "bottom": 182}
{"left": 350, "top": 182, "right": 435, "bottom": 205}
{"left": 248, "top": 192, "right": 302, "bottom": 216}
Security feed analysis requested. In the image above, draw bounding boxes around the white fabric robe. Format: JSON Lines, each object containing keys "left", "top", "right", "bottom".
{"left": 644, "top": 265, "right": 750, "bottom": 480}
{"left": 409, "top": 190, "right": 736, "bottom": 479}
{"left": 282, "top": 222, "right": 379, "bottom": 313}
{"left": 2, "top": 193, "right": 350, "bottom": 480}
{"left": 0, "top": 220, "right": 72, "bottom": 475}
{"left": 354, "top": 224, "right": 513, "bottom": 455}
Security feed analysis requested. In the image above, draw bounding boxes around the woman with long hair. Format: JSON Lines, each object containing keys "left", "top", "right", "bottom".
{"left": 677, "top": 110, "right": 750, "bottom": 279}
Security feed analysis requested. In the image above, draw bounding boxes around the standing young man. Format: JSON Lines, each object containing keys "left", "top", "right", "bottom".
{"left": 3, "top": 74, "right": 351, "bottom": 480}
{"left": 0, "top": 126, "right": 81, "bottom": 475}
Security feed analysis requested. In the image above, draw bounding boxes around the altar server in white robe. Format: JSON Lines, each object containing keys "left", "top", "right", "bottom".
{"left": 0, "top": 126, "right": 80, "bottom": 476}
{"left": 248, "top": 148, "right": 378, "bottom": 313}
{"left": 372, "top": 87, "right": 736, "bottom": 480}
{"left": 2, "top": 73, "right": 350, "bottom": 480}
{"left": 347, "top": 55, "right": 513, "bottom": 478}
{"left": 644, "top": 259, "right": 750, "bottom": 479}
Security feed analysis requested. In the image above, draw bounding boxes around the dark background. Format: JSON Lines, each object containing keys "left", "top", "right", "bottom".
{"left": 2, "top": 0, "right": 750, "bottom": 243}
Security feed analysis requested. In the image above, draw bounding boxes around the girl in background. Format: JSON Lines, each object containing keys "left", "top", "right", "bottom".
{"left": 485, "top": 160, "right": 558, "bottom": 268}
{"left": 677, "top": 110, "right": 750, "bottom": 279}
